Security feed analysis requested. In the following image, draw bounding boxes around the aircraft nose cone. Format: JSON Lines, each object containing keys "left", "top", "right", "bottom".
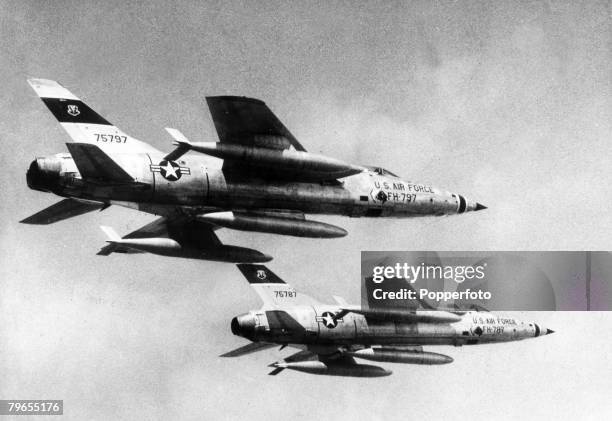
{"left": 534, "top": 324, "right": 555, "bottom": 337}
{"left": 454, "top": 195, "right": 487, "bottom": 214}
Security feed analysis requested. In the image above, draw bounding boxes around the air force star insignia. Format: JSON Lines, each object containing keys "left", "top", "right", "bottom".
{"left": 150, "top": 160, "right": 191, "bottom": 181}
{"left": 316, "top": 311, "right": 342, "bottom": 329}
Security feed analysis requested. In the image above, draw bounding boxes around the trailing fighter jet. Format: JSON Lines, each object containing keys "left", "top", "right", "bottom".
{"left": 222, "top": 265, "right": 554, "bottom": 377}
{"left": 23, "top": 79, "right": 486, "bottom": 263}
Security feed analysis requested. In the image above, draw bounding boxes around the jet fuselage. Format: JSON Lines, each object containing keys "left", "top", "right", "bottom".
{"left": 27, "top": 152, "right": 482, "bottom": 219}
{"left": 24, "top": 80, "right": 488, "bottom": 261}
{"left": 231, "top": 305, "right": 552, "bottom": 347}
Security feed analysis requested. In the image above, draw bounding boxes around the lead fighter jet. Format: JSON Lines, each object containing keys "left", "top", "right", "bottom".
{"left": 23, "top": 79, "right": 486, "bottom": 263}
{"left": 223, "top": 265, "right": 554, "bottom": 377}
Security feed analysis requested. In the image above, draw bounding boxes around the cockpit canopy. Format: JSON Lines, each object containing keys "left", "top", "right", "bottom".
{"left": 367, "top": 166, "right": 399, "bottom": 177}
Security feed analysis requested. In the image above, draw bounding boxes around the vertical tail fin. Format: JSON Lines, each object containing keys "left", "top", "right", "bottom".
{"left": 27, "top": 78, "right": 161, "bottom": 154}
{"left": 236, "top": 264, "right": 320, "bottom": 308}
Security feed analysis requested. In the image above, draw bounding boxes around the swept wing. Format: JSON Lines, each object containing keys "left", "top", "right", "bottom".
{"left": 198, "top": 96, "right": 362, "bottom": 181}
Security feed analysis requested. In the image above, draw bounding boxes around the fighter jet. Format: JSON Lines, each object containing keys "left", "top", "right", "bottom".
{"left": 23, "top": 79, "right": 486, "bottom": 263}
{"left": 223, "top": 265, "right": 554, "bottom": 377}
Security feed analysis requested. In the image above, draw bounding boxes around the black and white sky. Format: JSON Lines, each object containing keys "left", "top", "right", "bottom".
{"left": 1, "top": 1, "right": 611, "bottom": 419}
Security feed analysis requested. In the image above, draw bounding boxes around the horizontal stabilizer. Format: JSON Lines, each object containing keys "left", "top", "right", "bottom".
{"left": 220, "top": 342, "right": 277, "bottom": 357}
{"left": 66, "top": 143, "right": 133, "bottom": 183}
{"left": 20, "top": 198, "right": 104, "bottom": 224}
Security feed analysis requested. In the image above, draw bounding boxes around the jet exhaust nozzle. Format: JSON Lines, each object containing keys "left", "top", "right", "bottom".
{"left": 231, "top": 313, "right": 257, "bottom": 339}
{"left": 26, "top": 158, "right": 62, "bottom": 193}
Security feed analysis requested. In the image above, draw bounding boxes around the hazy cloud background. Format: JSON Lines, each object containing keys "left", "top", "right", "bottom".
{"left": 1, "top": 1, "right": 611, "bottom": 419}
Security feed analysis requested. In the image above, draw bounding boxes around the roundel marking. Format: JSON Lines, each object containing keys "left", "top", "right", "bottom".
{"left": 150, "top": 160, "right": 191, "bottom": 181}
{"left": 319, "top": 311, "right": 338, "bottom": 329}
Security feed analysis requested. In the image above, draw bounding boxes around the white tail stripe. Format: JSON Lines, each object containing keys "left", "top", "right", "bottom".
{"left": 28, "top": 78, "right": 79, "bottom": 100}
